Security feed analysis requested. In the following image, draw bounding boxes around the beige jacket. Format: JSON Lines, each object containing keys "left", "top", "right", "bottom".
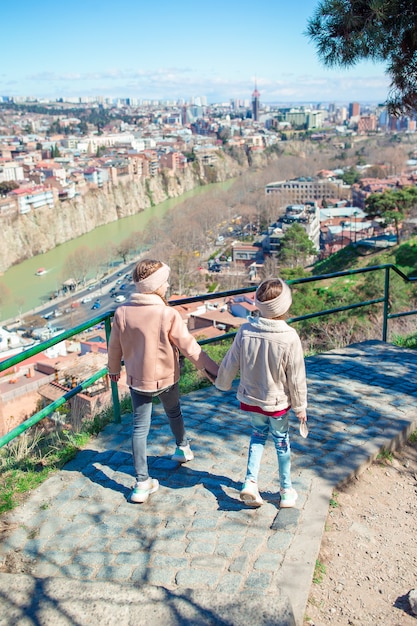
{"left": 107, "top": 293, "right": 218, "bottom": 392}
{"left": 215, "top": 317, "right": 307, "bottom": 414}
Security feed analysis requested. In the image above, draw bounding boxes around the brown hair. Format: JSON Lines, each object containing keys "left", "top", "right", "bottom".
{"left": 256, "top": 279, "right": 283, "bottom": 303}
{"left": 132, "top": 259, "right": 163, "bottom": 283}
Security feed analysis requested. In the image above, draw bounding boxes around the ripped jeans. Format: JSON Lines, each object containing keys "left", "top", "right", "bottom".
{"left": 244, "top": 411, "right": 292, "bottom": 490}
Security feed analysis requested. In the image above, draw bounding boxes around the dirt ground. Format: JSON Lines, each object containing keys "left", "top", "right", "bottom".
{"left": 304, "top": 439, "right": 417, "bottom": 626}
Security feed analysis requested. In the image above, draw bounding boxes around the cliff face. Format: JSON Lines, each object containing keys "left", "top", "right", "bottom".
{"left": 0, "top": 151, "right": 247, "bottom": 273}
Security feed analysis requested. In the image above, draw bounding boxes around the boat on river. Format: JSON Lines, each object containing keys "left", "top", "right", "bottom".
{"left": 36, "top": 268, "right": 47, "bottom": 276}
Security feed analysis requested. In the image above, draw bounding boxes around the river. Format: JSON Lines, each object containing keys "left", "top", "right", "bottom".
{"left": 0, "top": 180, "right": 234, "bottom": 322}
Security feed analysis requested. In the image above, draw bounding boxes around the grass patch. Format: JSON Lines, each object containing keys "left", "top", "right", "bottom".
{"left": 313, "top": 559, "right": 326, "bottom": 584}
{"left": 409, "top": 430, "right": 417, "bottom": 444}
{"left": 329, "top": 491, "right": 339, "bottom": 508}
{"left": 392, "top": 332, "right": 417, "bottom": 349}
{"left": 377, "top": 448, "right": 393, "bottom": 463}
{"left": 0, "top": 401, "right": 119, "bottom": 516}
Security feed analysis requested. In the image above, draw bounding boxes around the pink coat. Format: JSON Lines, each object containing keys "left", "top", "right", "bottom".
{"left": 107, "top": 293, "right": 218, "bottom": 392}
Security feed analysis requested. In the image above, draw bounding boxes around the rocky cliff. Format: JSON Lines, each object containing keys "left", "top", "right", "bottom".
{"left": 0, "top": 151, "right": 245, "bottom": 273}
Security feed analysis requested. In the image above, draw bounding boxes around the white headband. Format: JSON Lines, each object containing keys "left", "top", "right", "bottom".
{"left": 135, "top": 263, "right": 170, "bottom": 293}
{"left": 255, "top": 279, "right": 292, "bottom": 318}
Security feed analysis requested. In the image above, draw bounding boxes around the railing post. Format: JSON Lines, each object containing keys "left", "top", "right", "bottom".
{"left": 105, "top": 316, "right": 121, "bottom": 423}
{"left": 382, "top": 266, "right": 390, "bottom": 342}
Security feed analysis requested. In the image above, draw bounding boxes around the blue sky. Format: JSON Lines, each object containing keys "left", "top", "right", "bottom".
{"left": 1, "top": 0, "right": 390, "bottom": 105}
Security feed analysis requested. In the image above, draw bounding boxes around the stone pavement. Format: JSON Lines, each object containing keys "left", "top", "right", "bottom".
{"left": 1, "top": 340, "right": 417, "bottom": 626}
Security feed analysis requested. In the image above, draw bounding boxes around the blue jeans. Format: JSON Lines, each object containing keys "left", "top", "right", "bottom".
{"left": 130, "top": 383, "right": 188, "bottom": 482}
{"left": 245, "top": 411, "right": 292, "bottom": 490}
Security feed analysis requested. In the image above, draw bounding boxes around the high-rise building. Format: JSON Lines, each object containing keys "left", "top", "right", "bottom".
{"left": 349, "top": 102, "right": 360, "bottom": 118}
{"left": 181, "top": 105, "right": 188, "bottom": 125}
{"left": 252, "top": 82, "right": 260, "bottom": 122}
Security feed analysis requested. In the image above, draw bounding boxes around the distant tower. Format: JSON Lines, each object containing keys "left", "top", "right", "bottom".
{"left": 252, "top": 82, "right": 260, "bottom": 122}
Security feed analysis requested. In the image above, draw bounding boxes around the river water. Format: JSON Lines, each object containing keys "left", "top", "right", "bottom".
{"left": 1, "top": 180, "right": 234, "bottom": 322}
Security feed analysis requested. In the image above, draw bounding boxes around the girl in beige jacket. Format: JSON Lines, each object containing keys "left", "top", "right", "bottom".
{"left": 215, "top": 278, "right": 307, "bottom": 509}
{"left": 108, "top": 259, "right": 218, "bottom": 503}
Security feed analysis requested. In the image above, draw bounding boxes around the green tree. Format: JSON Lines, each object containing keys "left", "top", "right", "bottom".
{"left": 307, "top": 0, "right": 417, "bottom": 114}
{"left": 341, "top": 167, "right": 361, "bottom": 186}
{"left": 78, "top": 120, "right": 88, "bottom": 135}
{"left": 279, "top": 223, "right": 317, "bottom": 268}
{"left": 48, "top": 120, "right": 62, "bottom": 135}
{"left": 0, "top": 181, "right": 19, "bottom": 194}
{"left": 366, "top": 187, "right": 417, "bottom": 243}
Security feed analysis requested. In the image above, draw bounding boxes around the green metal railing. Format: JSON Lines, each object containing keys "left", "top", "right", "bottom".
{"left": 1, "top": 263, "right": 416, "bottom": 449}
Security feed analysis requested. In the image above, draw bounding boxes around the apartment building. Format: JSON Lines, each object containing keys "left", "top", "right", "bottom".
{"left": 357, "top": 115, "right": 377, "bottom": 134}
{"left": 0, "top": 161, "right": 24, "bottom": 182}
{"left": 159, "top": 151, "right": 187, "bottom": 172}
{"left": 142, "top": 150, "right": 159, "bottom": 176}
{"left": 265, "top": 177, "right": 348, "bottom": 204}
{"left": 284, "top": 108, "right": 325, "bottom": 129}
{"left": 282, "top": 203, "right": 321, "bottom": 249}
{"left": 83, "top": 167, "right": 109, "bottom": 187}
{"left": 35, "top": 161, "right": 67, "bottom": 182}
{"left": 10, "top": 185, "right": 57, "bottom": 213}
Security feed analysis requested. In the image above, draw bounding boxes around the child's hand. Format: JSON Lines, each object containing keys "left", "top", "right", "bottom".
{"left": 296, "top": 410, "right": 307, "bottom": 423}
{"left": 296, "top": 411, "right": 308, "bottom": 438}
{"left": 108, "top": 373, "right": 120, "bottom": 383}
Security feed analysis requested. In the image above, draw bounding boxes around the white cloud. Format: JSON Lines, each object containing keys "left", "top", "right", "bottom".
{"left": 1, "top": 67, "right": 391, "bottom": 104}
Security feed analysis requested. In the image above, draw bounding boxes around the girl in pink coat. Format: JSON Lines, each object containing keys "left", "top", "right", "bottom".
{"left": 108, "top": 259, "right": 218, "bottom": 503}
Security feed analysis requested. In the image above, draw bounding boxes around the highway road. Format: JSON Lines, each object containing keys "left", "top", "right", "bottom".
{"left": 33, "top": 263, "right": 137, "bottom": 334}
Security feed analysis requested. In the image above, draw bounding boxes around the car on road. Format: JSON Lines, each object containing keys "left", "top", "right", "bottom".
{"left": 115, "top": 295, "right": 126, "bottom": 303}
{"left": 82, "top": 297, "right": 92, "bottom": 304}
{"left": 91, "top": 302, "right": 101, "bottom": 310}
{"left": 119, "top": 283, "right": 127, "bottom": 290}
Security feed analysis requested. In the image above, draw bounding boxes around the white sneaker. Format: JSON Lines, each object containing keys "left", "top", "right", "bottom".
{"left": 171, "top": 444, "right": 194, "bottom": 463}
{"left": 130, "top": 477, "right": 159, "bottom": 503}
{"left": 240, "top": 480, "right": 264, "bottom": 507}
{"left": 280, "top": 487, "right": 298, "bottom": 508}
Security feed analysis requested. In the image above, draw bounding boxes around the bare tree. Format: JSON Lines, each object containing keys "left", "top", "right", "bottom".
{"left": 116, "top": 232, "right": 143, "bottom": 263}
{"left": 259, "top": 256, "right": 279, "bottom": 281}
{"left": 167, "top": 249, "right": 197, "bottom": 295}
{"left": 62, "top": 246, "right": 96, "bottom": 287}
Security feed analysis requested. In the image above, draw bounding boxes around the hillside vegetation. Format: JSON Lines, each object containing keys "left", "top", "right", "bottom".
{"left": 283, "top": 238, "right": 417, "bottom": 353}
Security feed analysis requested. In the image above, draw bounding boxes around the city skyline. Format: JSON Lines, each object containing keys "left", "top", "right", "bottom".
{"left": 2, "top": 0, "right": 391, "bottom": 105}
